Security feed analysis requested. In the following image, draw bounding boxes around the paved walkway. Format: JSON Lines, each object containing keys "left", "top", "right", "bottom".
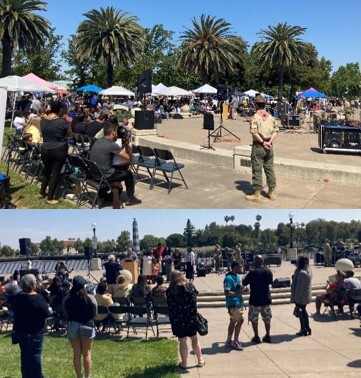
{"left": 78, "top": 259, "right": 361, "bottom": 377}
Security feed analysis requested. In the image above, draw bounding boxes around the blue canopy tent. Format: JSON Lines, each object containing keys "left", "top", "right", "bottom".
{"left": 76, "top": 84, "right": 104, "bottom": 93}
{"left": 296, "top": 87, "right": 328, "bottom": 99}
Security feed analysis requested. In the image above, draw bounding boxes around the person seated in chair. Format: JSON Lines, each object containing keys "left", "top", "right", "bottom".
{"left": 94, "top": 281, "right": 113, "bottom": 323}
{"left": 344, "top": 271, "right": 361, "bottom": 316}
{"left": 89, "top": 122, "right": 142, "bottom": 207}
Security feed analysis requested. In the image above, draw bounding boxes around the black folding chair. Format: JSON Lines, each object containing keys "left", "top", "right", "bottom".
{"left": 153, "top": 148, "right": 188, "bottom": 193}
{"left": 65, "top": 154, "right": 89, "bottom": 206}
{"left": 134, "top": 146, "right": 165, "bottom": 187}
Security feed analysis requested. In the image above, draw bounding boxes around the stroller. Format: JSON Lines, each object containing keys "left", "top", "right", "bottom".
{"left": 0, "top": 174, "right": 13, "bottom": 209}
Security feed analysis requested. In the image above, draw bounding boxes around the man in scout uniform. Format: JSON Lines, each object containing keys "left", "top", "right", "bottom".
{"left": 246, "top": 94, "right": 279, "bottom": 203}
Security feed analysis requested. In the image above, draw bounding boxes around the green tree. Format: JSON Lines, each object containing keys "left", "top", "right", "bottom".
{"left": 224, "top": 216, "right": 230, "bottom": 226}
{"left": 31, "top": 243, "right": 39, "bottom": 256}
{"left": 276, "top": 222, "right": 291, "bottom": 247}
{"left": 177, "top": 14, "right": 246, "bottom": 83}
{"left": 73, "top": 238, "right": 84, "bottom": 254}
{"left": 140, "top": 235, "right": 165, "bottom": 251}
{"left": 330, "top": 63, "right": 361, "bottom": 98}
{"left": 184, "top": 219, "right": 196, "bottom": 246}
{"left": 260, "top": 228, "right": 278, "bottom": 252}
{"left": 0, "top": 0, "right": 50, "bottom": 77}
{"left": 165, "top": 233, "right": 186, "bottom": 248}
{"left": 116, "top": 231, "right": 131, "bottom": 251}
{"left": 253, "top": 22, "right": 308, "bottom": 102}
{"left": 39, "top": 236, "right": 54, "bottom": 255}
{"left": 76, "top": 6, "right": 144, "bottom": 88}
{"left": 12, "top": 27, "right": 63, "bottom": 80}
{"left": 0, "top": 245, "right": 15, "bottom": 257}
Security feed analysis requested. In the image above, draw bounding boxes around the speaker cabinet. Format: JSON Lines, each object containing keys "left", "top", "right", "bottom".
{"left": 358, "top": 231, "right": 361, "bottom": 243}
{"left": 217, "top": 84, "right": 228, "bottom": 101}
{"left": 138, "top": 73, "right": 152, "bottom": 94}
{"left": 203, "top": 113, "right": 214, "bottom": 130}
{"left": 20, "top": 269, "right": 39, "bottom": 279}
{"left": 134, "top": 110, "right": 155, "bottom": 130}
{"left": 84, "top": 246, "right": 93, "bottom": 259}
{"left": 289, "top": 115, "right": 300, "bottom": 127}
{"left": 19, "top": 238, "right": 32, "bottom": 255}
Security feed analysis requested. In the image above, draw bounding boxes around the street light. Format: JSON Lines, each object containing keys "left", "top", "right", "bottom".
{"left": 92, "top": 222, "right": 97, "bottom": 257}
{"left": 288, "top": 212, "right": 295, "bottom": 248}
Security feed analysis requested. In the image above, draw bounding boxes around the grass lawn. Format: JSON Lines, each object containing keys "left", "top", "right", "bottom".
{"left": 2, "top": 123, "right": 14, "bottom": 146}
{"left": 0, "top": 333, "right": 179, "bottom": 378}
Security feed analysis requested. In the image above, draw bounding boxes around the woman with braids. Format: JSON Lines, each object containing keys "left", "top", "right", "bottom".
{"left": 62, "top": 276, "right": 97, "bottom": 378}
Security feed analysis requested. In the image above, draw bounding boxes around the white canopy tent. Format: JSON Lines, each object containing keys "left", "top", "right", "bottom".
{"left": 99, "top": 86, "right": 135, "bottom": 96}
{"left": 152, "top": 83, "right": 168, "bottom": 95}
{"left": 0, "top": 75, "right": 56, "bottom": 93}
{"left": 244, "top": 89, "right": 272, "bottom": 99}
{"left": 156, "top": 86, "right": 191, "bottom": 97}
{"left": 193, "top": 84, "right": 217, "bottom": 94}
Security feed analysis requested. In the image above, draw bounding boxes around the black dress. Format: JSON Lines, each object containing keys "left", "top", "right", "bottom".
{"left": 166, "top": 283, "right": 198, "bottom": 338}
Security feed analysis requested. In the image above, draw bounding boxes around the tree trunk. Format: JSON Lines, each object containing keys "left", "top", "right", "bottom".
{"left": 107, "top": 59, "right": 114, "bottom": 88}
{"left": 277, "top": 65, "right": 284, "bottom": 114}
{"left": 1, "top": 37, "right": 13, "bottom": 78}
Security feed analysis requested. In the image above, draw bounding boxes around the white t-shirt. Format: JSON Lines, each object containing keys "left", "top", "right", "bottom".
{"left": 13, "top": 116, "right": 26, "bottom": 130}
{"left": 112, "top": 139, "right": 128, "bottom": 166}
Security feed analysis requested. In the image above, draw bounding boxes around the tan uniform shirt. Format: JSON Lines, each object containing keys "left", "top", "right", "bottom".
{"left": 250, "top": 110, "right": 279, "bottom": 140}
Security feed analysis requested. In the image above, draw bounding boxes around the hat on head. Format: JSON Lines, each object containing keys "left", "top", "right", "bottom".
{"left": 118, "top": 269, "right": 132, "bottom": 283}
{"left": 72, "top": 275, "right": 87, "bottom": 289}
{"left": 255, "top": 94, "right": 267, "bottom": 104}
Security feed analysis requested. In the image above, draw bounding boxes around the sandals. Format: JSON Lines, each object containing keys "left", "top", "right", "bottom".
{"left": 197, "top": 360, "right": 206, "bottom": 367}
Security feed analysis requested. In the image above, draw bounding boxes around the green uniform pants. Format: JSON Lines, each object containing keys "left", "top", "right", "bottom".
{"left": 251, "top": 145, "right": 276, "bottom": 190}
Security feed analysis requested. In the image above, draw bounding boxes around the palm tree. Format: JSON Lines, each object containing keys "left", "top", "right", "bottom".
{"left": 177, "top": 14, "right": 246, "bottom": 83}
{"left": 229, "top": 215, "right": 235, "bottom": 224}
{"left": 76, "top": 6, "right": 144, "bottom": 88}
{"left": 253, "top": 22, "right": 308, "bottom": 102}
{"left": 0, "top": 0, "right": 50, "bottom": 77}
{"left": 224, "top": 216, "right": 230, "bottom": 226}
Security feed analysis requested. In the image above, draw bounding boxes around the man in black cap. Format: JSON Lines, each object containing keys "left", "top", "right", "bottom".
{"left": 246, "top": 94, "right": 279, "bottom": 203}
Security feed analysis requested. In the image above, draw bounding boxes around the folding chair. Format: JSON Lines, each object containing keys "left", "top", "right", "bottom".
{"left": 134, "top": 146, "right": 165, "bottom": 186}
{"left": 152, "top": 296, "right": 171, "bottom": 337}
{"left": 113, "top": 296, "right": 130, "bottom": 306}
{"left": 153, "top": 148, "right": 188, "bottom": 193}
{"left": 94, "top": 305, "right": 111, "bottom": 334}
{"left": 127, "top": 305, "right": 155, "bottom": 339}
{"left": 64, "top": 154, "right": 89, "bottom": 206}
{"left": 26, "top": 144, "right": 44, "bottom": 184}
{"left": 82, "top": 158, "right": 123, "bottom": 209}
{"left": 109, "top": 305, "right": 130, "bottom": 334}
{"left": 0, "top": 176, "right": 12, "bottom": 209}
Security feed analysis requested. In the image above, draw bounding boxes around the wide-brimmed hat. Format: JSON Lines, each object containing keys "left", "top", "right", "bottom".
{"left": 255, "top": 94, "right": 267, "bottom": 104}
{"left": 118, "top": 269, "right": 132, "bottom": 283}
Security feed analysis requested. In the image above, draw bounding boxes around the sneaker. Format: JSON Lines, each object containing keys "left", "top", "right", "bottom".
{"left": 232, "top": 340, "right": 243, "bottom": 350}
{"left": 251, "top": 336, "right": 261, "bottom": 343}
{"left": 125, "top": 196, "right": 142, "bottom": 206}
{"left": 262, "top": 335, "right": 272, "bottom": 343}
{"left": 225, "top": 339, "right": 233, "bottom": 347}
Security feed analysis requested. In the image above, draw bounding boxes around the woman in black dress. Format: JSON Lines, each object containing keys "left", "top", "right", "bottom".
{"left": 173, "top": 249, "right": 182, "bottom": 271}
{"left": 166, "top": 270, "right": 205, "bottom": 369}
{"left": 40, "top": 101, "right": 72, "bottom": 204}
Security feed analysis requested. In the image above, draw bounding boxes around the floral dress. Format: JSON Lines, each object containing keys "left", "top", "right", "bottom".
{"left": 166, "top": 283, "right": 198, "bottom": 338}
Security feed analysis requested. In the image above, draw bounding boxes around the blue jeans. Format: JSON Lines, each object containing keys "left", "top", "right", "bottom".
{"left": 16, "top": 332, "right": 44, "bottom": 378}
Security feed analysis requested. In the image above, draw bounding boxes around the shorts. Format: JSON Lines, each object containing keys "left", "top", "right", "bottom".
{"left": 248, "top": 305, "right": 272, "bottom": 324}
{"left": 228, "top": 306, "right": 244, "bottom": 323}
{"left": 67, "top": 321, "right": 95, "bottom": 340}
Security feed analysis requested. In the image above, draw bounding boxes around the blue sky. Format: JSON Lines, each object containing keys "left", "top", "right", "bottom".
{"left": 44, "top": 0, "right": 361, "bottom": 74}
{"left": 0, "top": 209, "right": 359, "bottom": 249}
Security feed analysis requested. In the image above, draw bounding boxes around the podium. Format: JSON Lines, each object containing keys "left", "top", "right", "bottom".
{"left": 222, "top": 104, "right": 230, "bottom": 120}
{"left": 122, "top": 259, "right": 138, "bottom": 284}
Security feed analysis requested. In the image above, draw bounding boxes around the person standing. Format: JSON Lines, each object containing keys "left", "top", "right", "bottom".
{"left": 323, "top": 239, "right": 332, "bottom": 267}
{"left": 213, "top": 244, "right": 222, "bottom": 274}
{"left": 166, "top": 270, "right": 205, "bottom": 369}
{"left": 242, "top": 255, "right": 273, "bottom": 343}
{"left": 246, "top": 94, "right": 279, "bottom": 203}
{"left": 12, "top": 274, "right": 51, "bottom": 378}
{"left": 40, "top": 101, "right": 71, "bottom": 204}
{"left": 185, "top": 247, "right": 196, "bottom": 282}
{"left": 224, "top": 262, "right": 245, "bottom": 350}
{"left": 225, "top": 247, "right": 234, "bottom": 271}
{"left": 104, "top": 255, "right": 122, "bottom": 296}
{"left": 173, "top": 248, "right": 182, "bottom": 271}
{"left": 62, "top": 276, "right": 97, "bottom": 378}
{"left": 234, "top": 244, "right": 244, "bottom": 270}
{"left": 163, "top": 247, "right": 173, "bottom": 282}
{"left": 291, "top": 256, "right": 312, "bottom": 336}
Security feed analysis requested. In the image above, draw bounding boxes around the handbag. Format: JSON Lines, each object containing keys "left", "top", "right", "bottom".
{"left": 196, "top": 312, "right": 208, "bottom": 336}
{"left": 78, "top": 324, "right": 94, "bottom": 338}
{"left": 293, "top": 305, "right": 302, "bottom": 318}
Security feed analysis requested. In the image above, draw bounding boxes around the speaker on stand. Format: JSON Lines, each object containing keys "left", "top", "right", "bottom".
{"left": 138, "top": 73, "right": 152, "bottom": 109}
{"left": 201, "top": 113, "right": 215, "bottom": 150}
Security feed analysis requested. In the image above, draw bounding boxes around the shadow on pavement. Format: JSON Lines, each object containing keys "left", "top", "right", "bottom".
{"left": 347, "top": 359, "right": 361, "bottom": 368}
{"left": 235, "top": 180, "right": 253, "bottom": 195}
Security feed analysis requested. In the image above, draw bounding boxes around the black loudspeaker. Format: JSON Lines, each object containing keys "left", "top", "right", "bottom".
{"left": 20, "top": 269, "right": 39, "bottom": 279}
{"left": 197, "top": 268, "right": 207, "bottom": 277}
{"left": 138, "top": 73, "right": 152, "bottom": 94}
{"left": 217, "top": 84, "right": 228, "bottom": 101}
{"left": 358, "top": 231, "right": 361, "bottom": 242}
{"left": 84, "top": 246, "right": 93, "bottom": 259}
{"left": 19, "top": 238, "right": 32, "bottom": 255}
{"left": 134, "top": 110, "right": 155, "bottom": 130}
{"left": 203, "top": 113, "right": 214, "bottom": 130}
{"left": 272, "top": 277, "right": 291, "bottom": 288}
{"left": 289, "top": 115, "right": 300, "bottom": 127}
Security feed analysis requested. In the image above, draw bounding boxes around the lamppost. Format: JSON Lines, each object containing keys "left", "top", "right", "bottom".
{"left": 92, "top": 222, "right": 97, "bottom": 257}
{"left": 288, "top": 212, "right": 295, "bottom": 248}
